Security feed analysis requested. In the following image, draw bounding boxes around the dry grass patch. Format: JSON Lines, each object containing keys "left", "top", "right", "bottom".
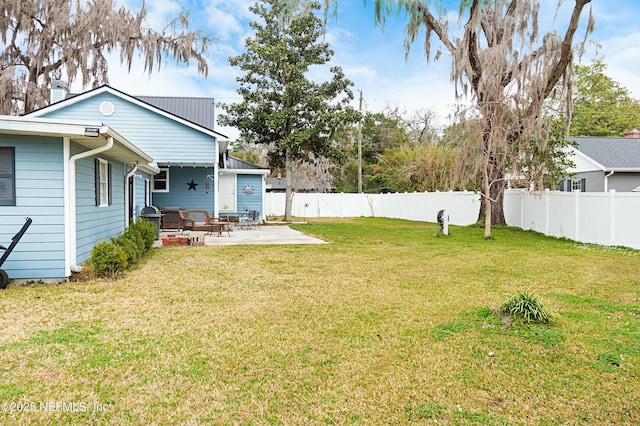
{"left": 0, "top": 218, "right": 638, "bottom": 424}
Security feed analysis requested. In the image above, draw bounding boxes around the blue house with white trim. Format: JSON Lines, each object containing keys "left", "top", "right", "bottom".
{"left": 0, "top": 115, "right": 156, "bottom": 282}
{"left": 0, "top": 85, "right": 269, "bottom": 282}
{"left": 28, "top": 85, "right": 269, "bottom": 220}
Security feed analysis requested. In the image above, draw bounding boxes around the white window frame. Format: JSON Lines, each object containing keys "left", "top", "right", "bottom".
{"left": 98, "top": 158, "right": 109, "bottom": 207}
{"left": 571, "top": 179, "right": 582, "bottom": 192}
{"left": 145, "top": 178, "right": 151, "bottom": 206}
{"left": 153, "top": 168, "right": 169, "bottom": 193}
{"left": 0, "top": 147, "right": 15, "bottom": 206}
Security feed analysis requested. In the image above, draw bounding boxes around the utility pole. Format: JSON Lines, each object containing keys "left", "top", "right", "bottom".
{"left": 357, "top": 89, "right": 363, "bottom": 193}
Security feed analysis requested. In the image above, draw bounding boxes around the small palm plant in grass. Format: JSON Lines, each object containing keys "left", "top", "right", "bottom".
{"left": 501, "top": 291, "right": 551, "bottom": 324}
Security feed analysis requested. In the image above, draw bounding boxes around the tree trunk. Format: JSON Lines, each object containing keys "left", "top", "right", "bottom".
{"left": 284, "top": 147, "right": 294, "bottom": 221}
{"left": 477, "top": 180, "right": 506, "bottom": 227}
{"left": 477, "top": 127, "right": 507, "bottom": 234}
{"left": 482, "top": 166, "right": 492, "bottom": 239}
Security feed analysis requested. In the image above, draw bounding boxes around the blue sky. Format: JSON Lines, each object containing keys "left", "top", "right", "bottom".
{"left": 91, "top": 0, "right": 640, "bottom": 140}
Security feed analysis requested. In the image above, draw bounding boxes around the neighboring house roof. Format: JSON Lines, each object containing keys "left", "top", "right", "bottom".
{"left": 27, "top": 85, "right": 229, "bottom": 140}
{"left": 219, "top": 155, "right": 269, "bottom": 175}
{"left": 0, "top": 115, "right": 155, "bottom": 169}
{"left": 226, "top": 156, "right": 265, "bottom": 170}
{"left": 136, "top": 96, "right": 216, "bottom": 133}
{"left": 568, "top": 136, "right": 640, "bottom": 172}
{"left": 266, "top": 177, "right": 287, "bottom": 192}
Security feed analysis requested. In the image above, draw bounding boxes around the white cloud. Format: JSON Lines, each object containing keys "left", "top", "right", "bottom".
{"left": 205, "top": 6, "right": 244, "bottom": 41}
{"left": 597, "top": 33, "right": 640, "bottom": 98}
{"left": 67, "top": 0, "right": 640, "bottom": 141}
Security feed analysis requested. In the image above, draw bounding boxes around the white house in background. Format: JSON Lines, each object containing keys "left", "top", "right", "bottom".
{"left": 560, "top": 131, "right": 640, "bottom": 192}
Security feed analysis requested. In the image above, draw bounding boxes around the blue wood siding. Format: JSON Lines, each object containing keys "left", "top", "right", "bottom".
{"left": 152, "top": 166, "right": 215, "bottom": 211}
{"left": 133, "top": 173, "right": 151, "bottom": 218}
{"left": 72, "top": 143, "right": 126, "bottom": 265}
{"left": 42, "top": 92, "right": 217, "bottom": 164}
{"left": 0, "top": 135, "right": 66, "bottom": 279}
{"left": 236, "top": 175, "right": 263, "bottom": 215}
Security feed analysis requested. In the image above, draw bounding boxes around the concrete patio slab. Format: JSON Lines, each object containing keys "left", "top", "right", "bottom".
{"left": 159, "top": 225, "right": 326, "bottom": 246}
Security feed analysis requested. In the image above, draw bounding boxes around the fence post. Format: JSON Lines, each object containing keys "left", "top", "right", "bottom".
{"left": 574, "top": 189, "right": 580, "bottom": 241}
{"left": 609, "top": 190, "right": 616, "bottom": 245}
{"left": 520, "top": 190, "right": 525, "bottom": 228}
{"left": 545, "top": 189, "right": 550, "bottom": 235}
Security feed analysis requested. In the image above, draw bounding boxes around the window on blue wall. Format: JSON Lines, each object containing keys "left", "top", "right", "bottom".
{"left": 95, "top": 158, "right": 112, "bottom": 207}
{"left": 0, "top": 147, "right": 16, "bottom": 206}
{"left": 145, "top": 179, "right": 151, "bottom": 206}
{"left": 153, "top": 168, "right": 169, "bottom": 192}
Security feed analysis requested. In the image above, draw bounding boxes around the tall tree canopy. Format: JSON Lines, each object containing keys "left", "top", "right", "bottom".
{"left": 321, "top": 0, "right": 593, "bottom": 238}
{"left": 570, "top": 60, "right": 640, "bottom": 137}
{"left": 0, "top": 0, "right": 211, "bottom": 114}
{"left": 219, "top": 0, "right": 357, "bottom": 221}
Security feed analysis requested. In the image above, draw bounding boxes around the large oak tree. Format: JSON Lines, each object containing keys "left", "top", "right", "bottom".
{"left": 0, "top": 0, "right": 211, "bottom": 114}
{"left": 322, "top": 0, "right": 594, "bottom": 238}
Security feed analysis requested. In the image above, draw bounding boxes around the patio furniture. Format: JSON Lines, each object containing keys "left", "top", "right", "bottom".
{"left": 161, "top": 208, "right": 181, "bottom": 230}
{"left": 244, "top": 210, "right": 261, "bottom": 230}
{"left": 179, "top": 210, "right": 231, "bottom": 237}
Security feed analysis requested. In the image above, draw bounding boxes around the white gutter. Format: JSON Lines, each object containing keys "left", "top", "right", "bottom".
{"left": 67, "top": 134, "right": 114, "bottom": 272}
{"left": 125, "top": 163, "right": 139, "bottom": 227}
{"left": 604, "top": 170, "right": 615, "bottom": 192}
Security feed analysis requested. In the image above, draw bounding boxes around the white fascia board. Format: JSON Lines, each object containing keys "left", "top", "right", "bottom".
{"left": 0, "top": 115, "right": 153, "bottom": 165}
{"left": 27, "top": 86, "right": 228, "bottom": 140}
{"left": 159, "top": 162, "right": 218, "bottom": 168}
{"left": 102, "top": 127, "right": 153, "bottom": 163}
{"left": 138, "top": 164, "right": 160, "bottom": 175}
{"left": 0, "top": 115, "right": 106, "bottom": 137}
{"left": 608, "top": 167, "right": 640, "bottom": 172}
{"left": 566, "top": 146, "right": 606, "bottom": 173}
{"left": 219, "top": 169, "right": 270, "bottom": 175}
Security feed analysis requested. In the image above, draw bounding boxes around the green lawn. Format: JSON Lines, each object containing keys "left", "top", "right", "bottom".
{"left": 0, "top": 218, "right": 638, "bottom": 425}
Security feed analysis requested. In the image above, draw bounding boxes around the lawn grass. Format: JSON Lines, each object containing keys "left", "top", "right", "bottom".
{"left": 0, "top": 217, "right": 638, "bottom": 425}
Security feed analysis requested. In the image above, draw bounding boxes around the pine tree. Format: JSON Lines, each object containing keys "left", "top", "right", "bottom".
{"left": 219, "top": 0, "right": 357, "bottom": 221}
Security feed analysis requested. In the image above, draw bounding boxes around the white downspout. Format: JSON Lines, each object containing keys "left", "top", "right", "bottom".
{"left": 213, "top": 162, "right": 220, "bottom": 217}
{"left": 63, "top": 138, "right": 72, "bottom": 278}
{"left": 604, "top": 170, "right": 614, "bottom": 192}
{"left": 68, "top": 135, "right": 114, "bottom": 273}
{"left": 261, "top": 173, "right": 267, "bottom": 221}
{"left": 125, "top": 163, "right": 139, "bottom": 227}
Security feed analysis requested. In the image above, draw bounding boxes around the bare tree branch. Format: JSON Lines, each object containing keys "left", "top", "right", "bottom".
{"left": 0, "top": 0, "right": 213, "bottom": 114}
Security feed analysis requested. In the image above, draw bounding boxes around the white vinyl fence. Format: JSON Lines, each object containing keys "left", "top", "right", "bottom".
{"left": 264, "top": 190, "right": 640, "bottom": 250}
{"left": 503, "top": 189, "right": 640, "bottom": 250}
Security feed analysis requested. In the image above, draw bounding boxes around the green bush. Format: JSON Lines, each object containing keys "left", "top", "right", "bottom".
{"left": 91, "top": 241, "right": 128, "bottom": 278}
{"left": 111, "top": 234, "right": 141, "bottom": 265}
{"left": 89, "top": 219, "right": 158, "bottom": 279}
{"left": 123, "top": 226, "right": 146, "bottom": 255}
{"left": 129, "top": 219, "right": 157, "bottom": 250}
{"left": 501, "top": 291, "right": 550, "bottom": 324}
{"left": 125, "top": 219, "right": 156, "bottom": 251}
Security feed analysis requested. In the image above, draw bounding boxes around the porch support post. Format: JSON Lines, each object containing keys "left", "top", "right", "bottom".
{"left": 213, "top": 162, "right": 220, "bottom": 217}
